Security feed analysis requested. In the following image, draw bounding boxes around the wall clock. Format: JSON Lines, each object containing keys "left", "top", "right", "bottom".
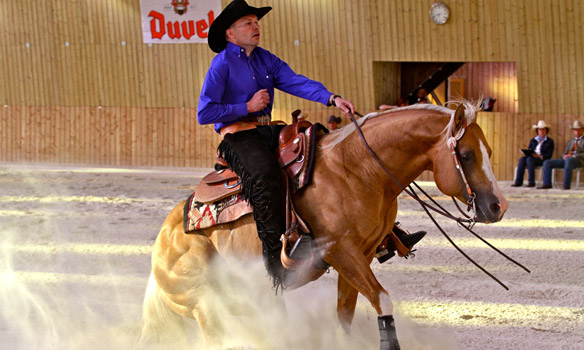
{"left": 429, "top": 2, "right": 450, "bottom": 25}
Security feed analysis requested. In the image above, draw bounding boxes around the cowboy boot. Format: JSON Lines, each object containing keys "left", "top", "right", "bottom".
{"left": 288, "top": 235, "right": 313, "bottom": 260}
{"left": 375, "top": 223, "right": 427, "bottom": 264}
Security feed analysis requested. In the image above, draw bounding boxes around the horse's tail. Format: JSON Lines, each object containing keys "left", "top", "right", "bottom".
{"left": 135, "top": 273, "right": 189, "bottom": 349}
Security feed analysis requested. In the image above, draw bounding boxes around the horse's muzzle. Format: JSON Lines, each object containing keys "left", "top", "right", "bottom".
{"left": 475, "top": 193, "right": 508, "bottom": 224}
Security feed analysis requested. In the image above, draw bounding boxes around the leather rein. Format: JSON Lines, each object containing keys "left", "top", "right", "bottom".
{"left": 348, "top": 111, "right": 530, "bottom": 290}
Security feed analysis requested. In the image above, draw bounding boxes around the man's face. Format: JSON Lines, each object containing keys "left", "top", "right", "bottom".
{"left": 537, "top": 128, "right": 548, "bottom": 137}
{"left": 226, "top": 15, "right": 260, "bottom": 49}
{"left": 574, "top": 128, "right": 584, "bottom": 138}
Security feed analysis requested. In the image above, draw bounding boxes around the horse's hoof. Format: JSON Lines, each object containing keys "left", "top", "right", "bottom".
{"left": 378, "top": 315, "right": 401, "bottom": 350}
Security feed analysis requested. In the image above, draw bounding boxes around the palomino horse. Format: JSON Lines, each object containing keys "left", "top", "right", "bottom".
{"left": 138, "top": 102, "right": 508, "bottom": 349}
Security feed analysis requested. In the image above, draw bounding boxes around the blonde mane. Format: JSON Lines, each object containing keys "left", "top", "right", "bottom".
{"left": 322, "top": 100, "right": 481, "bottom": 150}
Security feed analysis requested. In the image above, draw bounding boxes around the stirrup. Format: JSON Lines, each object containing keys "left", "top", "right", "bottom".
{"left": 375, "top": 230, "right": 427, "bottom": 264}
{"left": 280, "top": 234, "right": 314, "bottom": 270}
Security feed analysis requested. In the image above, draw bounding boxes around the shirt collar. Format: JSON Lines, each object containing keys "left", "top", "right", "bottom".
{"left": 535, "top": 135, "right": 547, "bottom": 142}
{"left": 225, "top": 42, "right": 256, "bottom": 57}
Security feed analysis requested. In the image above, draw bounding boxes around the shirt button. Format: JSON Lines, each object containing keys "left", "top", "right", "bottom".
{"left": 252, "top": 77, "right": 255, "bottom": 79}
{"left": 266, "top": 75, "right": 269, "bottom": 78}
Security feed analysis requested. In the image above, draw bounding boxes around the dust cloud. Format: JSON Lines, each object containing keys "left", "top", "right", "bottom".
{"left": 0, "top": 166, "right": 414, "bottom": 350}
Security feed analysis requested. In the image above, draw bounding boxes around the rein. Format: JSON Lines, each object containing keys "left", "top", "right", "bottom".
{"left": 348, "top": 111, "right": 530, "bottom": 290}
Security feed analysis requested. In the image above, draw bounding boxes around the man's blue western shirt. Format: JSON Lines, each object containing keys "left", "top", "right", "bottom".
{"left": 197, "top": 42, "right": 333, "bottom": 133}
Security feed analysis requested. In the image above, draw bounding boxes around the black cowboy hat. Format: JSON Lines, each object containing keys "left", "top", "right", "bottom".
{"left": 208, "top": 0, "right": 272, "bottom": 53}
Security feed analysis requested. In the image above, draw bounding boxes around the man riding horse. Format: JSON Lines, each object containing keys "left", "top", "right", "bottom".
{"left": 197, "top": 0, "right": 426, "bottom": 288}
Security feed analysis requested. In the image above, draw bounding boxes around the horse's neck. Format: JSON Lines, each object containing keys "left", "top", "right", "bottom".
{"left": 336, "top": 113, "right": 444, "bottom": 196}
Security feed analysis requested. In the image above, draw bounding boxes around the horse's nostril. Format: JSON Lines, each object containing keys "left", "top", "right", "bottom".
{"left": 490, "top": 202, "right": 501, "bottom": 213}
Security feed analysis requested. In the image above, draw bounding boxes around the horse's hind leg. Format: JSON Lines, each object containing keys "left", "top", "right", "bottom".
{"left": 137, "top": 274, "right": 189, "bottom": 349}
{"left": 190, "top": 270, "right": 286, "bottom": 349}
{"left": 329, "top": 239, "right": 400, "bottom": 350}
{"left": 191, "top": 297, "right": 228, "bottom": 348}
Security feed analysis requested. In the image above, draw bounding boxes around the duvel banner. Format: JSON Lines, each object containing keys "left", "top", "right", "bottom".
{"left": 141, "top": 0, "right": 221, "bottom": 44}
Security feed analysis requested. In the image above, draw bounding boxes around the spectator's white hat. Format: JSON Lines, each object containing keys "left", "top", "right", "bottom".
{"left": 571, "top": 120, "right": 583, "bottom": 129}
{"left": 532, "top": 120, "right": 550, "bottom": 129}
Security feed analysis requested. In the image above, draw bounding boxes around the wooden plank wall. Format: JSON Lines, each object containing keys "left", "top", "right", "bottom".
{"left": 1, "top": 0, "right": 583, "bottom": 181}
{"left": 0, "top": 106, "right": 222, "bottom": 168}
{"left": 450, "top": 62, "right": 518, "bottom": 113}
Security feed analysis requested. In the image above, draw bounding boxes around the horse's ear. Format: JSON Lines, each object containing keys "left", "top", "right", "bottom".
{"left": 454, "top": 104, "right": 466, "bottom": 132}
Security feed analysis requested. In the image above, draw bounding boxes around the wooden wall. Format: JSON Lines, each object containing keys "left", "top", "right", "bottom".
{"left": 1, "top": 0, "right": 583, "bottom": 181}
{"left": 0, "top": 106, "right": 221, "bottom": 168}
{"left": 450, "top": 62, "right": 518, "bottom": 113}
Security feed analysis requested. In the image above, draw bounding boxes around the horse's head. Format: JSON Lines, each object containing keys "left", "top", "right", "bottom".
{"left": 432, "top": 103, "right": 508, "bottom": 223}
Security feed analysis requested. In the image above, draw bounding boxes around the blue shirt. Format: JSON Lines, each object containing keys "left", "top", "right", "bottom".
{"left": 197, "top": 42, "right": 333, "bottom": 133}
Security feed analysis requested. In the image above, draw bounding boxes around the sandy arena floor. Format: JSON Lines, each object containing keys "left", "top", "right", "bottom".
{"left": 0, "top": 163, "right": 582, "bottom": 350}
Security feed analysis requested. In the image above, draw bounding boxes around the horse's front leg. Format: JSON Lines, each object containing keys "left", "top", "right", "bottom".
{"left": 328, "top": 238, "right": 400, "bottom": 350}
{"left": 337, "top": 275, "right": 359, "bottom": 333}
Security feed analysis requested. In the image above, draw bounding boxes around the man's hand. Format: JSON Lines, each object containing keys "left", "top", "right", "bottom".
{"left": 330, "top": 95, "right": 355, "bottom": 116}
{"left": 533, "top": 153, "right": 542, "bottom": 159}
{"left": 247, "top": 89, "right": 270, "bottom": 113}
{"left": 563, "top": 153, "right": 574, "bottom": 160}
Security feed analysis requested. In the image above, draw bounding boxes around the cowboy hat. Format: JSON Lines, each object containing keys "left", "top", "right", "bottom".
{"left": 571, "top": 120, "right": 584, "bottom": 129}
{"left": 532, "top": 120, "right": 551, "bottom": 129}
{"left": 328, "top": 115, "right": 342, "bottom": 124}
{"left": 207, "top": 0, "right": 272, "bottom": 53}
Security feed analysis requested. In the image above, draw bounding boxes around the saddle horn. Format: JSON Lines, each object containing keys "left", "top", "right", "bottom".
{"left": 291, "top": 109, "right": 302, "bottom": 123}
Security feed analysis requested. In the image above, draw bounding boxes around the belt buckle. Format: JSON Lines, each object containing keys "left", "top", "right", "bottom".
{"left": 257, "top": 115, "right": 270, "bottom": 125}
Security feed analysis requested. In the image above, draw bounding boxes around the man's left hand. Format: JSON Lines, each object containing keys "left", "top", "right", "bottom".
{"left": 332, "top": 96, "right": 355, "bottom": 116}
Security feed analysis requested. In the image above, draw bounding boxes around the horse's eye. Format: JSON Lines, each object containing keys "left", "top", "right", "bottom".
{"left": 460, "top": 151, "right": 474, "bottom": 162}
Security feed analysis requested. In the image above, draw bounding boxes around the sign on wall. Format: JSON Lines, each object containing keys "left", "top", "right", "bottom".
{"left": 140, "top": 0, "right": 221, "bottom": 44}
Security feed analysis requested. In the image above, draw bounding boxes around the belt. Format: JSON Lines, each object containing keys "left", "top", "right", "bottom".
{"left": 220, "top": 122, "right": 258, "bottom": 137}
{"left": 220, "top": 116, "right": 286, "bottom": 138}
{"left": 239, "top": 115, "right": 271, "bottom": 124}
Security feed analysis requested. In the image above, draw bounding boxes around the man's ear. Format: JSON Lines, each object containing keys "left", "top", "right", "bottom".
{"left": 225, "top": 29, "right": 233, "bottom": 41}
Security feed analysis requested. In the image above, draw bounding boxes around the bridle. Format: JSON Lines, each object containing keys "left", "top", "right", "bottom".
{"left": 446, "top": 118, "right": 477, "bottom": 227}
{"left": 347, "top": 111, "right": 530, "bottom": 290}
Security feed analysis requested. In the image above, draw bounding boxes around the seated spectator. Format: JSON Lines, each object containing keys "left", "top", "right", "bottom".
{"left": 511, "top": 120, "right": 554, "bottom": 187}
{"left": 538, "top": 120, "right": 584, "bottom": 190}
{"left": 328, "top": 115, "right": 342, "bottom": 130}
{"left": 407, "top": 88, "right": 430, "bottom": 105}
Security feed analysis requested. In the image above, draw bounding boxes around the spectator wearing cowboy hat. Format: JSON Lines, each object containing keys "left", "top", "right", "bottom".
{"left": 538, "top": 120, "right": 584, "bottom": 190}
{"left": 511, "top": 120, "right": 554, "bottom": 187}
{"left": 327, "top": 115, "right": 342, "bottom": 130}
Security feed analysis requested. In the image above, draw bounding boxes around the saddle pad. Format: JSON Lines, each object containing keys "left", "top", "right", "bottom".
{"left": 183, "top": 192, "right": 253, "bottom": 233}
